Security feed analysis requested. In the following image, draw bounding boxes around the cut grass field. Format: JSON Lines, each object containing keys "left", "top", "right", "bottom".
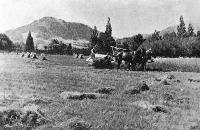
{"left": 0, "top": 53, "right": 200, "bottom": 129}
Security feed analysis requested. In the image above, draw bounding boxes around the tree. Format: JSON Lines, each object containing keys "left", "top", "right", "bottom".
{"left": 177, "top": 16, "right": 187, "bottom": 38}
{"left": 129, "top": 34, "right": 145, "bottom": 51}
{"left": 163, "top": 32, "right": 177, "bottom": 41}
{"left": 197, "top": 31, "right": 200, "bottom": 39}
{"left": 0, "top": 34, "right": 14, "bottom": 50}
{"left": 14, "top": 42, "right": 24, "bottom": 51}
{"left": 188, "top": 23, "right": 195, "bottom": 37}
{"left": 90, "top": 26, "right": 98, "bottom": 48}
{"left": 98, "top": 32, "right": 109, "bottom": 53}
{"left": 105, "top": 17, "right": 112, "bottom": 37}
{"left": 25, "top": 31, "right": 34, "bottom": 52}
{"left": 47, "top": 39, "right": 67, "bottom": 54}
{"left": 134, "top": 34, "right": 145, "bottom": 46}
{"left": 122, "top": 42, "right": 129, "bottom": 50}
{"left": 151, "top": 30, "right": 162, "bottom": 41}
{"left": 95, "top": 17, "right": 116, "bottom": 54}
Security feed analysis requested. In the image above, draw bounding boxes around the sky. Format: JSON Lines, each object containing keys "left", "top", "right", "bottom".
{"left": 0, "top": 0, "right": 200, "bottom": 38}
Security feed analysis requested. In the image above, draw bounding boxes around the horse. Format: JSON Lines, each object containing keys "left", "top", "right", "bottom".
{"left": 122, "top": 51, "right": 135, "bottom": 70}
{"left": 132, "top": 48, "right": 154, "bottom": 71}
{"left": 131, "top": 49, "right": 144, "bottom": 70}
{"left": 141, "top": 48, "right": 154, "bottom": 71}
{"left": 115, "top": 50, "right": 135, "bottom": 70}
{"left": 111, "top": 46, "right": 154, "bottom": 71}
{"left": 116, "top": 48, "right": 154, "bottom": 71}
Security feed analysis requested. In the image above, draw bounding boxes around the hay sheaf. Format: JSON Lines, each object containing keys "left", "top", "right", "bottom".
{"left": 130, "top": 101, "right": 168, "bottom": 113}
{"left": 74, "top": 54, "right": 79, "bottom": 58}
{"left": 155, "top": 74, "right": 175, "bottom": 81}
{"left": 95, "top": 87, "right": 115, "bottom": 94}
{"left": 30, "top": 52, "right": 37, "bottom": 59}
{"left": 22, "top": 95, "right": 53, "bottom": 106}
{"left": 56, "top": 117, "right": 91, "bottom": 130}
{"left": 188, "top": 78, "right": 200, "bottom": 83}
{"left": 79, "top": 54, "right": 84, "bottom": 59}
{"left": 60, "top": 91, "right": 103, "bottom": 100}
{"left": 40, "top": 53, "right": 47, "bottom": 60}
{"left": 0, "top": 104, "right": 51, "bottom": 128}
{"left": 139, "top": 83, "right": 150, "bottom": 91}
{"left": 154, "top": 74, "right": 179, "bottom": 85}
{"left": 21, "top": 53, "right": 25, "bottom": 57}
{"left": 124, "top": 88, "right": 140, "bottom": 95}
{"left": 41, "top": 56, "right": 47, "bottom": 60}
{"left": 25, "top": 52, "right": 31, "bottom": 58}
{"left": 124, "top": 83, "right": 149, "bottom": 95}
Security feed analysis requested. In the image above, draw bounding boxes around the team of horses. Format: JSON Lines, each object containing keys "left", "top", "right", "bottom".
{"left": 88, "top": 46, "right": 155, "bottom": 71}
{"left": 111, "top": 47, "right": 154, "bottom": 71}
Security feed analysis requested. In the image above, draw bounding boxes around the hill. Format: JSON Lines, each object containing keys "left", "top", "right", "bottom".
{"left": 159, "top": 25, "right": 177, "bottom": 36}
{"left": 5, "top": 17, "right": 93, "bottom": 49}
{"left": 160, "top": 22, "right": 200, "bottom": 36}
{"left": 116, "top": 34, "right": 151, "bottom": 44}
{"left": 116, "top": 25, "right": 178, "bottom": 44}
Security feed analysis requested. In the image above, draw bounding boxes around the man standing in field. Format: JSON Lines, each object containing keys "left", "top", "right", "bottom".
{"left": 116, "top": 51, "right": 123, "bottom": 69}
{"left": 91, "top": 47, "right": 96, "bottom": 58}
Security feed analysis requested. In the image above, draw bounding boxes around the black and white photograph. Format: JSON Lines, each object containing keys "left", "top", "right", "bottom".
{"left": 0, "top": 0, "right": 200, "bottom": 129}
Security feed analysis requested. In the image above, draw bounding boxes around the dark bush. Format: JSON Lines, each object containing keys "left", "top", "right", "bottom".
{"left": 47, "top": 39, "right": 67, "bottom": 54}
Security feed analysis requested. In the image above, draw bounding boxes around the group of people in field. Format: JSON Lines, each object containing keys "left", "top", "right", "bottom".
{"left": 89, "top": 46, "right": 154, "bottom": 71}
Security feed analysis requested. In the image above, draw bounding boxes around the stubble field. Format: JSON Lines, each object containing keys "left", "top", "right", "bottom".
{"left": 0, "top": 53, "right": 200, "bottom": 130}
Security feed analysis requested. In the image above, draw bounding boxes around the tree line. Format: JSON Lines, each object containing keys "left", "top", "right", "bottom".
{"left": 1, "top": 31, "right": 88, "bottom": 55}
{"left": 140, "top": 16, "right": 200, "bottom": 57}
{"left": 114, "top": 16, "right": 200, "bottom": 57}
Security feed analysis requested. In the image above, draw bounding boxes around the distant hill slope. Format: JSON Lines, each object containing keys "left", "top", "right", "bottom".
{"left": 116, "top": 34, "right": 151, "bottom": 44}
{"left": 5, "top": 17, "right": 93, "bottom": 49}
{"left": 160, "top": 23, "right": 200, "bottom": 36}
{"left": 116, "top": 23, "right": 200, "bottom": 45}
{"left": 159, "top": 25, "right": 177, "bottom": 36}
{"left": 116, "top": 26, "right": 178, "bottom": 44}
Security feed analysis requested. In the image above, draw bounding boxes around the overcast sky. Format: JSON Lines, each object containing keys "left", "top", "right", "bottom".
{"left": 0, "top": 0, "right": 199, "bottom": 38}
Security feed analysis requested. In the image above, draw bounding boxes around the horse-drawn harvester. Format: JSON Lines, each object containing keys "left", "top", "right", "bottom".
{"left": 86, "top": 46, "right": 154, "bottom": 70}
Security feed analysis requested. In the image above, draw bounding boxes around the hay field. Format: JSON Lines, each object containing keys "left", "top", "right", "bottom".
{"left": 147, "top": 57, "right": 200, "bottom": 72}
{"left": 0, "top": 53, "right": 200, "bottom": 129}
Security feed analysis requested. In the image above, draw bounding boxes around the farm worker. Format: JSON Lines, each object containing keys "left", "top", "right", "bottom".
{"left": 91, "top": 48, "right": 95, "bottom": 58}
{"left": 117, "top": 51, "right": 123, "bottom": 69}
